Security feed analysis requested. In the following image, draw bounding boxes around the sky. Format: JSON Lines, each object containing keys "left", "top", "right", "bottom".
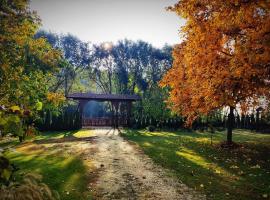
{"left": 30, "top": 0, "right": 184, "bottom": 47}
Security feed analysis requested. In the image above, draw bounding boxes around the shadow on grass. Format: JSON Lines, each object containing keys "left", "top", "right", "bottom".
{"left": 122, "top": 129, "right": 270, "bottom": 200}
{"left": 1, "top": 129, "right": 97, "bottom": 199}
{"left": 34, "top": 130, "right": 97, "bottom": 144}
{"left": 34, "top": 136, "right": 97, "bottom": 144}
{"left": 5, "top": 146, "right": 92, "bottom": 200}
{"left": 0, "top": 140, "right": 19, "bottom": 149}
{"left": 36, "top": 130, "right": 79, "bottom": 140}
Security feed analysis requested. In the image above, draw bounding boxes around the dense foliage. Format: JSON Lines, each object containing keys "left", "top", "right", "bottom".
{"left": 161, "top": 0, "right": 270, "bottom": 143}
{"left": 2, "top": 0, "right": 270, "bottom": 136}
{"left": 0, "top": 0, "right": 64, "bottom": 140}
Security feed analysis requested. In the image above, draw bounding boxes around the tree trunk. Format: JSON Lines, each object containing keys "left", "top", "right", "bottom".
{"left": 256, "top": 109, "right": 260, "bottom": 132}
{"left": 227, "top": 106, "right": 234, "bottom": 144}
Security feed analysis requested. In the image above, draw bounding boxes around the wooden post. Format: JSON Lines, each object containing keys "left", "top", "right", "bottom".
{"left": 78, "top": 100, "right": 88, "bottom": 127}
{"left": 127, "top": 101, "right": 132, "bottom": 127}
{"left": 112, "top": 101, "right": 119, "bottom": 129}
{"left": 111, "top": 101, "right": 114, "bottom": 127}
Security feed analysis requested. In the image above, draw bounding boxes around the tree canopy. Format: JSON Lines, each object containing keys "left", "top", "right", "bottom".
{"left": 0, "top": 0, "right": 62, "bottom": 139}
{"left": 34, "top": 30, "right": 174, "bottom": 128}
{"left": 160, "top": 0, "right": 270, "bottom": 143}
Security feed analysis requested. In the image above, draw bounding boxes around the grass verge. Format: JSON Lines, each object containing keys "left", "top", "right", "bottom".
{"left": 0, "top": 129, "right": 96, "bottom": 200}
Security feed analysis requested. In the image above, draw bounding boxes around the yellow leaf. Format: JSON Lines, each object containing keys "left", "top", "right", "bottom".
{"left": 2, "top": 169, "right": 12, "bottom": 181}
{"left": 10, "top": 105, "right": 20, "bottom": 112}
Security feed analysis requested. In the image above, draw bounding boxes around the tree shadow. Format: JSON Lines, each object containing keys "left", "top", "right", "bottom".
{"left": 34, "top": 136, "right": 97, "bottom": 144}
{"left": 0, "top": 140, "right": 19, "bottom": 149}
{"left": 6, "top": 144, "right": 93, "bottom": 200}
{"left": 122, "top": 129, "right": 270, "bottom": 200}
{"left": 34, "top": 130, "right": 97, "bottom": 144}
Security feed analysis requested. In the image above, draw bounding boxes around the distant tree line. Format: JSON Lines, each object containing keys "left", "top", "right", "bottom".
{"left": 35, "top": 31, "right": 173, "bottom": 130}
{"left": 34, "top": 31, "right": 270, "bottom": 133}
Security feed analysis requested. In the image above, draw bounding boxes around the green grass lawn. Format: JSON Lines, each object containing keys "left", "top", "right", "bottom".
{"left": 1, "top": 128, "right": 269, "bottom": 200}
{"left": 0, "top": 130, "right": 96, "bottom": 200}
{"left": 122, "top": 129, "right": 270, "bottom": 200}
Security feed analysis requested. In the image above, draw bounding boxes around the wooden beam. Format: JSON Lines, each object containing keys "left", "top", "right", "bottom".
{"left": 112, "top": 101, "right": 120, "bottom": 129}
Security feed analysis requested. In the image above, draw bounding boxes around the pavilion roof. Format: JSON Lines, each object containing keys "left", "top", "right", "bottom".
{"left": 67, "top": 92, "right": 141, "bottom": 101}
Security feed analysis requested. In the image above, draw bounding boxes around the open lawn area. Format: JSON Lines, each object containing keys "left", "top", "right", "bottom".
{"left": 122, "top": 129, "right": 270, "bottom": 200}
{"left": 0, "top": 130, "right": 97, "bottom": 200}
{"left": 1, "top": 129, "right": 270, "bottom": 200}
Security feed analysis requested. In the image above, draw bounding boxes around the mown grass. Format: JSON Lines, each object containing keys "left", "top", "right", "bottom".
{"left": 0, "top": 130, "right": 96, "bottom": 200}
{"left": 122, "top": 129, "right": 270, "bottom": 200}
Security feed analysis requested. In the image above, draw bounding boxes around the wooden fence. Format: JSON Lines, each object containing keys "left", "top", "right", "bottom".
{"left": 82, "top": 117, "right": 128, "bottom": 127}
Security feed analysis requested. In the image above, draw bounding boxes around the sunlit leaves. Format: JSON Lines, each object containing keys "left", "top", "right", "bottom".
{"left": 0, "top": 0, "right": 62, "bottom": 107}
{"left": 0, "top": 0, "right": 62, "bottom": 139}
{"left": 35, "top": 101, "right": 43, "bottom": 111}
{"left": 46, "top": 92, "right": 66, "bottom": 107}
{"left": 161, "top": 0, "right": 270, "bottom": 125}
{"left": 10, "top": 106, "right": 20, "bottom": 112}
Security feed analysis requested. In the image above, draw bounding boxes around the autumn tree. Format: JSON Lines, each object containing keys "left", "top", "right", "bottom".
{"left": 161, "top": 0, "right": 270, "bottom": 144}
{"left": 0, "top": 0, "right": 62, "bottom": 140}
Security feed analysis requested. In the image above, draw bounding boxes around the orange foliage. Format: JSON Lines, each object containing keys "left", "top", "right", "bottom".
{"left": 47, "top": 92, "right": 66, "bottom": 106}
{"left": 160, "top": 0, "right": 270, "bottom": 125}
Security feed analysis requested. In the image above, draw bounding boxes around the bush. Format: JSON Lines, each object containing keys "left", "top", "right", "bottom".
{"left": 147, "top": 125, "right": 155, "bottom": 132}
{"left": 0, "top": 156, "right": 14, "bottom": 185}
{"left": 0, "top": 113, "right": 24, "bottom": 139}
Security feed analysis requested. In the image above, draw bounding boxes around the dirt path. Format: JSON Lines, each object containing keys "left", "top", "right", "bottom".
{"left": 86, "top": 128, "right": 205, "bottom": 200}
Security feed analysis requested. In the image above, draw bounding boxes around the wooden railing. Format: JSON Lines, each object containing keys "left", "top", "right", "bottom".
{"left": 82, "top": 117, "right": 128, "bottom": 127}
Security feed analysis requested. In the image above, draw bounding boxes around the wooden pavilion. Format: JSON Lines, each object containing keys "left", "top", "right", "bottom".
{"left": 67, "top": 93, "right": 141, "bottom": 128}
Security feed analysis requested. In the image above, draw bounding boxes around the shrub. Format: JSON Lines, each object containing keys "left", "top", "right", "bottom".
{"left": 0, "top": 113, "right": 24, "bottom": 139}
{"left": 0, "top": 156, "right": 14, "bottom": 186}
